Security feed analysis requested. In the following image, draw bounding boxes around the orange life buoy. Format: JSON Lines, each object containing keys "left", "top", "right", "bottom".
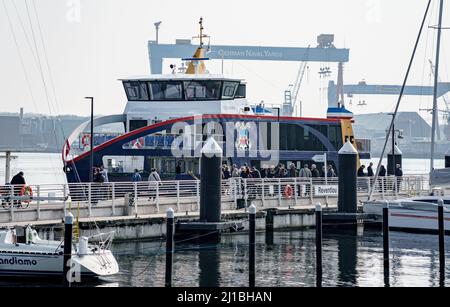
{"left": 284, "top": 185, "right": 293, "bottom": 199}
{"left": 20, "top": 186, "right": 33, "bottom": 204}
{"left": 82, "top": 134, "right": 91, "bottom": 147}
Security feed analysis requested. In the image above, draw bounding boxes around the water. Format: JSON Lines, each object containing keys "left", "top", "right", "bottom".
{"left": 95, "top": 229, "right": 450, "bottom": 287}
{"left": 0, "top": 153, "right": 444, "bottom": 185}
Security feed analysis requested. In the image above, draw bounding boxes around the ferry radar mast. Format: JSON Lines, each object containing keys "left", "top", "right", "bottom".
{"left": 185, "top": 17, "right": 210, "bottom": 74}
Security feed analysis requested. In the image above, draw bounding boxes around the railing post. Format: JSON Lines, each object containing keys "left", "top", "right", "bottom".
{"left": 134, "top": 182, "right": 138, "bottom": 216}
{"left": 294, "top": 178, "right": 298, "bottom": 206}
{"left": 367, "top": 177, "right": 371, "bottom": 198}
{"left": 278, "top": 179, "right": 282, "bottom": 207}
{"left": 176, "top": 181, "right": 180, "bottom": 212}
{"left": 63, "top": 184, "right": 67, "bottom": 217}
{"left": 382, "top": 177, "right": 385, "bottom": 199}
{"left": 192, "top": 180, "right": 200, "bottom": 211}
{"left": 244, "top": 179, "right": 248, "bottom": 209}
{"left": 36, "top": 185, "right": 41, "bottom": 220}
{"left": 156, "top": 182, "right": 160, "bottom": 213}
{"left": 234, "top": 179, "right": 238, "bottom": 209}
{"left": 310, "top": 178, "right": 314, "bottom": 205}
{"left": 394, "top": 177, "right": 398, "bottom": 197}
{"left": 88, "top": 183, "right": 92, "bottom": 217}
{"left": 111, "top": 182, "right": 116, "bottom": 215}
{"left": 261, "top": 178, "right": 265, "bottom": 207}
{"left": 10, "top": 185, "right": 14, "bottom": 222}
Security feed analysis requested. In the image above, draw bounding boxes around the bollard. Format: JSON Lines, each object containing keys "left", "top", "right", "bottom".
{"left": 200, "top": 138, "right": 222, "bottom": 223}
{"left": 383, "top": 201, "right": 390, "bottom": 287}
{"left": 165, "top": 208, "right": 174, "bottom": 287}
{"left": 249, "top": 205, "right": 256, "bottom": 288}
{"left": 62, "top": 212, "right": 74, "bottom": 287}
{"left": 315, "top": 203, "right": 323, "bottom": 287}
{"left": 438, "top": 199, "right": 445, "bottom": 286}
{"left": 445, "top": 149, "right": 450, "bottom": 168}
{"left": 338, "top": 141, "right": 358, "bottom": 213}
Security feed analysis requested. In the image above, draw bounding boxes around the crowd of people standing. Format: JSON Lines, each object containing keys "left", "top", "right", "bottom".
{"left": 221, "top": 163, "right": 337, "bottom": 180}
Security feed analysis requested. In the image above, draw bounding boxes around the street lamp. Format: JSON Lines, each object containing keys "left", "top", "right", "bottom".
{"left": 85, "top": 97, "right": 94, "bottom": 182}
{"left": 154, "top": 21, "right": 162, "bottom": 44}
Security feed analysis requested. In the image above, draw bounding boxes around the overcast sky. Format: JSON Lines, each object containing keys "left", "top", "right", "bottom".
{"left": 1, "top": 0, "right": 449, "bottom": 124}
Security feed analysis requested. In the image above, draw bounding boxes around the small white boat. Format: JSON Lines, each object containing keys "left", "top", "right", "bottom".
{"left": 363, "top": 196, "right": 450, "bottom": 232}
{"left": 0, "top": 226, "right": 119, "bottom": 278}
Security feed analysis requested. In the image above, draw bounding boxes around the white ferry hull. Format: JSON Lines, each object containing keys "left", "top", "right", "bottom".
{"left": 364, "top": 200, "right": 450, "bottom": 232}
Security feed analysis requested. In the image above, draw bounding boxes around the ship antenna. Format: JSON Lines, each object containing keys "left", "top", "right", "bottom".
{"left": 199, "top": 17, "right": 204, "bottom": 47}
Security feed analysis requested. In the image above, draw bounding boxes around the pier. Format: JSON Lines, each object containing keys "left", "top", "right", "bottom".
{"left": 0, "top": 176, "right": 429, "bottom": 240}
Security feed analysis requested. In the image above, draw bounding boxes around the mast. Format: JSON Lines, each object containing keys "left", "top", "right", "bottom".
{"left": 430, "top": 0, "right": 444, "bottom": 172}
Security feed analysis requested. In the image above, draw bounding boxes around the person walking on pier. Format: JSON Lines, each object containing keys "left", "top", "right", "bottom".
{"left": 395, "top": 164, "right": 403, "bottom": 192}
{"left": 311, "top": 164, "right": 320, "bottom": 178}
{"left": 378, "top": 165, "right": 387, "bottom": 193}
{"left": 357, "top": 165, "right": 366, "bottom": 177}
{"left": 148, "top": 168, "right": 161, "bottom": 202}
{"left": 299, "top": 164, "right": 312, "bottom": 178}
{"left": 367, "top": 162, "right": 374, "bottom": 177}
{"left": 10, "top": 172, "right": 26, "bottom": 205}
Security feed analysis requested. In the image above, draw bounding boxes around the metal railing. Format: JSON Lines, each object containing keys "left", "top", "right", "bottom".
{"left": 0, "top": 175, "right": 430, "bottom": 222}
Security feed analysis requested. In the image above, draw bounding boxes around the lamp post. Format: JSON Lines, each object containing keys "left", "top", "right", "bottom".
{"left": 85, "top": 97, "right": 94, "bottom": 183}
{"left": 154, "top": 21, "right": 162, "bottom": 44}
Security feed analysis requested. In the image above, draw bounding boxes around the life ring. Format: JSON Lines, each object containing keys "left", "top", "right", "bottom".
{"left": 81, "top": 134, "right": 91, "bottom": 147}
{"left": 284, "top": 185, "right": 293, "bottom": 199}
{"left": 20, "top": 186, "right": 33, "bottom": 204}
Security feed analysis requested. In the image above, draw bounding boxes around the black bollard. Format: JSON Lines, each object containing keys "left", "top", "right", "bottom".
{"left": 387, "top": 145, "right": 402, "bottom": 176}
{"left": 165, "top": 208, "right": 174, "bottom": 287}
{"left": 315, "top": 203, "right": 323, "bottom": 287}
{"left": 249, "top": 204, "right": 256, "bottom": 288}
{"left": 438, "top": 199, "right": 445, "bottom": 286}
{"left": 200, "top": 138, "right": 223, "bottom": 223}
{"left": 62, "top": 212, "right": 74, "bottom": 287}
{"left": 446, "top": 149, "right": 450, "bottom": 168}
{"left": 382, "top": 201, "right": 390, "bottom": 287}
{"left": 338, "top": 141, "right": 358, "bottom": 213}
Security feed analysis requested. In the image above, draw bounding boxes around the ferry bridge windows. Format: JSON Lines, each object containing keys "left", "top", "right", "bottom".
{"left": 235, "top": 84, "right": 246, "bottom": 98}
{"left": 183, "top": 81, "right": 222, "bottom": 100}
{"left": 279, "top": 123, "right": 327, "bottom": 152}
{"left": 150, "top": 81, "right": 183, "bottom": 100}
{"left": 222, "top": 81, "right": 239, "bottom": 99}
{"left": 123, "top": 81, "right": 149, "bottom": 101}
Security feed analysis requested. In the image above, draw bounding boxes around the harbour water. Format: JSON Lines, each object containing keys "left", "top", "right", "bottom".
{"left": 0, "top": 229, "right": 448, "bottom": 287}
{"left": 0, "top": 153, "right": 445, "bottom": 185}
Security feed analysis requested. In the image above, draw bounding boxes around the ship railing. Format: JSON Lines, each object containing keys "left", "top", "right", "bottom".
{"left": 0, "top": 174, "right": 430, "bottom": 223}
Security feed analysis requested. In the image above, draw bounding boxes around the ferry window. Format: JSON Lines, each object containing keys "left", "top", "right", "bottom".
{"left": 123, "top": 81, "right": 149, "bottom": 101}
{"left": 222, "top": 81, "right": 239, "bottom": 99}
{"left": 149, "top": 82, "right": 183, "bottom": 100}
{"left": 235, "top": 84, "right": 246, "bottom": 98}
{"left": 183, "top": 81, "right": 221, "bottom": 100}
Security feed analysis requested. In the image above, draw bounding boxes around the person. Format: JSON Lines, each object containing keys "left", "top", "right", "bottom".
{"left": 311, "top": 164, "right": 320, "bottom": 178}
{"left": 222, "top": 165, "right": 231, "bottom": 180}
{"left": 132, "top": 169, "right": 142, "bottom": 182}
{"left": 378, "top": 165, "right": 387, "bottom": 193}
{"left": 148, "top": 168, "right": 161, "bottom": 201}
{"left": 395, "top": 164, "right": 403, "bottom": 192}
{"left": 289, "top": 163, "right": 297, "bottom": 178}
{"left": 176, "top": 162, "right": 182, "bottom": 175}
{"left": 251, "top": 166, "right": 261, "bottom": 179}
{"left": 10, "top": 172, "right": 26, "bottom": 205}
{"left": 327, "top": 165, "right": 337, "bottom": 178}
{"left": 100, "top": 165, "right": 109, "bottom": 183}
{"left": 231, "top": 164, "right": 240, "bottom": 178}
{"left": 367, "top": 162, "right": 374, "bottom": 177}
{"left": 260, "top": 166, "right": 269, "bottom": 179}
{"left": 357, "top": 165, "right": 366, "bottom": 177}
{"left": 299, "top": 164, "right": 312, "bottom": 178}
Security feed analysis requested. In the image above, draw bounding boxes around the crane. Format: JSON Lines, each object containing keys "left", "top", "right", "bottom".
{"left": 283, "top": 46, "right": 310, "bottom": 117}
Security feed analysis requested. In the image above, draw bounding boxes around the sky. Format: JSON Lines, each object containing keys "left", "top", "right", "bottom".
{"left": 0, "top": 0, "right": 449, "bottom": 124}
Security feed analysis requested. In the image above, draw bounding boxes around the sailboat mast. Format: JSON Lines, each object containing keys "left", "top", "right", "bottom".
{"left": 430, "top": 0, "right": 444, "bottom": 172}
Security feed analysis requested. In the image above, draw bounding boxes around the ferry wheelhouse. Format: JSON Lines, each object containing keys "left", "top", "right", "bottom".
{"left": 62, "top": 20, "right": 370, "bottom": 183}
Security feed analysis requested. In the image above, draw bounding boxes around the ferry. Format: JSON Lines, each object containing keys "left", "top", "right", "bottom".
{"left": 62, "top": 19, "right": 370, "bottom": 183}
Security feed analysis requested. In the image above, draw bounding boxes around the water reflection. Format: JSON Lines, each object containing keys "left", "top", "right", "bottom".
{"left": 1, "top": 229, "right": 449, "bottom": 287}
